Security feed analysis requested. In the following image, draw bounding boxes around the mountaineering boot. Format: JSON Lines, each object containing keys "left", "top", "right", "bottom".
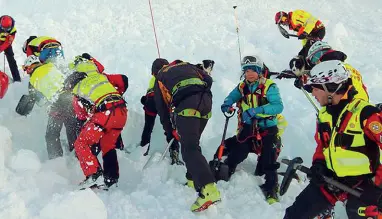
{"left": 79, "top": 168, "right": 105, "bottom": 189}
{"left": 260, "top": 183, "right": 279, "bottom": 204}
{"left": 191, "top": 183, "right": 221, "bottom": 212}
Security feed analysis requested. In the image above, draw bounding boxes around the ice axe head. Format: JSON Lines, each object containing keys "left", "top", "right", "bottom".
{"left": 279, "top": 157, "right": 304, "bottom": 196}
{"left": 277, "top": 24, "right": 295, "bottom": 39}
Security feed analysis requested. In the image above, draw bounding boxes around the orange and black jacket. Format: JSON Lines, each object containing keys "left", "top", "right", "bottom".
{"left": 153, "top": 61, "right": 212, "bottom": 134}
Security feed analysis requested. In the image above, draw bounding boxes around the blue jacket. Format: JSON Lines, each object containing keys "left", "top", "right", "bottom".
{"left": 223, "top": 79, "right": 284, "bottom": 129}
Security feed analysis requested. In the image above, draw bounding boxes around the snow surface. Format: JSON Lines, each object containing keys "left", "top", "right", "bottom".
{"left": 1, "top": 0, "right": 382, "bottom": 218}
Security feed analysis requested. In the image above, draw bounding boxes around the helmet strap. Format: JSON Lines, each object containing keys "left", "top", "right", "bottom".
{"left": 323, "top": 83, "right": 343, "bottom": 106}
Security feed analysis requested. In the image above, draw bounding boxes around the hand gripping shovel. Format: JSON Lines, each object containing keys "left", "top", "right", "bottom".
{"left": 209, "top": 109, "right": 236, "bottom": 181}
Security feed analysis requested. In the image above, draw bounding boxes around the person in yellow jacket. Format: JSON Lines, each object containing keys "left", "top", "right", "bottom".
{"left": 15, "top": 55, "right": 78, "bottom": 159}
{"left": 23, "top": 36, "right": 64, "bottom": 63}
{"left": 284, "top": 60, "right": 382, "bottom": 219}
{"left": 63, "top": 59, "right": 128, "bottom": 189}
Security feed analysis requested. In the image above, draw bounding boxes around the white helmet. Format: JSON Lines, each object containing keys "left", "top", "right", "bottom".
{"left": 23, "top": 55, "right": 41, "bottom": 74}
{"left": 306, "top": 41, "right": 332, "bottom": 65}
{"left": 307, "top": 60, "right": 349, "bottom": 85}
{"left": 241, "top": 55, "right": 264, "bottom": 73}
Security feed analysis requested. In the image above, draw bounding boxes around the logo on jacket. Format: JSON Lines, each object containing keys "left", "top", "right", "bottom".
{"left": 369, "top": 121, "right": 382, "bottom": 134}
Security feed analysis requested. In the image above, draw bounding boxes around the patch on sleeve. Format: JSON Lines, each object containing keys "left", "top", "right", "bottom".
{"left": 369, "top": 121, "right": 382, "bottom": 134}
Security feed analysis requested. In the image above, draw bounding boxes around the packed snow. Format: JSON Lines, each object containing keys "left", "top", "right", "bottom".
{"left": 0, "top": 0, "right": 382, "bottom": 218}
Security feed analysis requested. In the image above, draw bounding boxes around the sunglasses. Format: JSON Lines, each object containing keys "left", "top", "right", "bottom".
{"left": 303, "top": 84, "right": 324, "bottom": 93}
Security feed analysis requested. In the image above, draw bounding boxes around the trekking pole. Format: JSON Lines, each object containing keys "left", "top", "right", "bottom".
{"left": 233, "top": 6, "right": 242, "bottom": 66}
{"left": 301, "top": 88, "right": 319, "bottom": 113}
{"left": 148, "top": 0, "right": 161, "bottom": 58}
{"left": 143, "top": 138, "right": 174, "bottom": 170}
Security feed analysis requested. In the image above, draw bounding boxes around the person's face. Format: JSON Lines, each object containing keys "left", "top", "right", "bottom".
{"left": 245, "top": 69, "right": 259, "bottom": 82}
{"left": 311, "top": 86, "right": 328, "bottom": 106}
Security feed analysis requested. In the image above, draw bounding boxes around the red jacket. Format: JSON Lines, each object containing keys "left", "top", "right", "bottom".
{"left": 72, "top": 72, "right": 128, "bottom": 120}
{"left": 0, "top": 32, "right": 15, "bottom": 52}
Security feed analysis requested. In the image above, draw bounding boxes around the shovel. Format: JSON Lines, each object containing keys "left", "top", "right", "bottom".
{"left": 209, "top": 109, "right": 236, "bottom": 181}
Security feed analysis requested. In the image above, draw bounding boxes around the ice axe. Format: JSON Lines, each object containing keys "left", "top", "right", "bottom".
{"left": 277, "top": 24, "right": 315, "bottom": 40}
{"left": 280, "top": 158, "right": 382, "bottom": 211}
{"left": 209, "top": 108, "right": 236, "bottom": 181}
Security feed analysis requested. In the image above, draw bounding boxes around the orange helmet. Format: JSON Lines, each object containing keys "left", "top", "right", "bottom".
{"left": 0, "top": 15, "right": 14, "bottom": 32}
{"left": 275, "top": 11, "right": 288, "bottom": 25}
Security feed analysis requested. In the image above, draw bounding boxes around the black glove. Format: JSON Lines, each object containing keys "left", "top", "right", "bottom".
{"left": 298, "top": 32, "right": 308, "bottom": 40}
{"left": 376, "top": 103, "right": 382, "bottom": 111}
{"left": 309, "top": 160, "right": 328, "bottom": 186}
{"left": 294, "top": 77, "right": 304, "bottom": 89}
{"left": 81, "top": 53, "right": 92, "bottom": 60}
{"left": 140, "top": 95, "right": 147, "bottom": 105}
{"left": 289, "top": 56, "right": 305, "bottom": 76}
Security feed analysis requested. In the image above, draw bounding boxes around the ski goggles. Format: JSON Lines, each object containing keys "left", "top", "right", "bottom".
{"left": 307, "top": 49, "right": 331, "bottom": 65}
{"left": 241, "top": 65, "right": 263, "bottom": 74}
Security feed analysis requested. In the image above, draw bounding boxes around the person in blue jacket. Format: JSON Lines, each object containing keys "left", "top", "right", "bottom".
{"left": 219, "top": 55, "right": 284, "bottom": 204}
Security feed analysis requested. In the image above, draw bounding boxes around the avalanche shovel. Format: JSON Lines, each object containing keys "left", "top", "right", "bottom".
{"left": 143, "top": 138, "right": 175, "bottom": 170}
{"left": 209, "top": 109, "right": 236, "bottom": 181}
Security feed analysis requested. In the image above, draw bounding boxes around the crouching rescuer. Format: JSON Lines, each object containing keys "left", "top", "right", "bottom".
{"left": 64, "top": 64, "right": 128, "bottom": 189}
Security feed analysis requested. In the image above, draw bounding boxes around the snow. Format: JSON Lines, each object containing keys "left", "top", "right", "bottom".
{"left": 0, "top": 0, "right": 382, "bottom": 218}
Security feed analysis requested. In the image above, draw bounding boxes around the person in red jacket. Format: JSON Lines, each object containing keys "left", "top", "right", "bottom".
{"left": 65, "top": 54, "right": 128, "bottom": 189}
{"left": 71, "top": 53, "right": 127, "bottom": 154}
{"left": 284, "top": 60, "right": 382, "bottom": 219}
{"left": 0, "top": 15, "right": 20, "bottom": 82}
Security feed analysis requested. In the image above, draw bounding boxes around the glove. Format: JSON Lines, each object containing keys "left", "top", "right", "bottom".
{"left": 242, "top": 107, "right": 263, "bottom": 124}
{"left": 309, "top": 160, "right": 328, "bottom": 186}
{"left": 298, "top": 32, "right": 308, "bottom": 40}
{"left": 81, "top": 53, "right": 92, "bottom": 60}
{"left": 140, "top": 95, "right": 147, "bottom": 105}
{"left": 172, "top": 129, "right": 180, "bottom": 141}
{"left": 294, "top": 77, "right": 304, "bottom": 89}
{"left": 221, "top": 103, "right": 233, "bottom": 113}
{"left": 289, "top": 56, "right": 305, "bottom": 76}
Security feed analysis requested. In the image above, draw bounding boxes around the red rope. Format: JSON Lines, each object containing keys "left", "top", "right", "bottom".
{"left": 148, "top": 0, "right": 161, "bottom": 58}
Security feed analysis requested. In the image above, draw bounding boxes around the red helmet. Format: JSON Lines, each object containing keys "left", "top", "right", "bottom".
{"left": 275, "top": 11, "right": 288, "bottom": 25}
{"left": 0, "top": 15, "right": 14, "bottom": 32}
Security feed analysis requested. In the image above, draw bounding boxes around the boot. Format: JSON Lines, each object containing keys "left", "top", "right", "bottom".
{"left": 191, "top": 183, "right": 221, "bottom": 212}
{"left": 104, "top": 177, "right": 118, "bottom": 189}
{"left": 79, "top": 168, "right": 104, "bottom": 189}
{"left": 260, "top": 183, "right": 279, "bottom": 204}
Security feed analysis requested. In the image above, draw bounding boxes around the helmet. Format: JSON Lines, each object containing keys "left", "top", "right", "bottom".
{"left": 0, "top": 15, "right": 14, "bottom": 32}
{"left": 275, "top": 11, "right": 288, "bottom": 25}
{"left": 241, "top": 55, "right": 264, "bottom": 73}
{"left": 306, "top": 41, "right": 332, "bottom": 66}
{"left": 23, "top": 36, "right": 37, "bottom": 53}
{"left": 305, "top": 60, "right": 349, "bottom": 93}
{"left": 23, "top": 55, "right": 41, "bottom": 74}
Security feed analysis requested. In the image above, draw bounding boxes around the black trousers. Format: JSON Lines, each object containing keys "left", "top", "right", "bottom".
{"left": 140, "top": 113, "right": 156, "bottom": 146}
{"left": 177, "top": 116, "right": 215, "bottom": 191}
{"left": 284, "top": 180, "right": 381, "bottom": 219}
{"left": 4, "top": 45, "right": 20, "bottom": 82}
{"left": 223, "top": 126, "right": 279, "bottom": 192}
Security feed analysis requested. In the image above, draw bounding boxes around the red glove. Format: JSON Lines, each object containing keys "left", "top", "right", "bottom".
{"left": 172, "top": 130, "right": 180, "bottom": 141}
